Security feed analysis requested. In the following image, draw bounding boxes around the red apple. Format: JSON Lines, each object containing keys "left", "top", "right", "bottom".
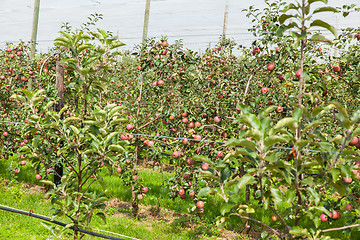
{"left": 3, "top": 131, "right": 8, "bottom": 137}
{"left": 14, "top": 168, "right": 19, "bottom": 174}
{"left": 333, "top": 65, "right": 341, "bottom": 72}
{"left": 346, "top": 204, "right": 353, "bottom": 211}
{"left": 267, "top": 63, "right": 275, "bottom": 71}
{"left": 189, "top": 190, "right": 195, "bottom": 197}
{"left": 194, "top": 134, "right": 202, "bottom": 141}
{"left": 214, "top": 116, "right": 221, "bottom": 123}
{"left": 137, "top": 194, "right": 143, "bottom": 200}
{"left": 178, "top": 188, "right": 185, "bottom": 196}
{"left": 195, "top": 121, "right": 201, "bottom": 128}
{"left": 36, "top": 174, "right": 42, "bottom": 180}
{"left": 186, "top": 158, "right": 195, "bottom": 165}
{"left": 275, "top": 105, "right": 283, "bottom": 113}
{"left": 343, "top": 177, "right": 352, "bottom": 183}
{"left": 252, "top": 47, "right": 260, "bottom": 55}
{"left": 330, "top": 210, "right": 340, "bottom": 220}
{"left": 157, "top": 79, "right": 164, "bottom": 85}
{"left": 120, "top": 134, "right": 128, "bottom": 140}
{"left": 202, "top": 163, "right": 209, "bottom": 170}
{"left": 271, "top": 216, "right": 277, "bottom": 222}
{"left": 142, "top": 186, "right": 149, "bottom": 193}
{"left": 182, "top": 138, "right": 188, "bottom": 145}
{"left": 349, "top": 137, "right": 358, "bottom": 146}
{"left": 116, "top": 167, "right": 122, "bottom": 173}
{"left": 197, "top": 201, "right": 204, "bottom": 208}
{"left": 172, "top": 151, "right": 180, "bottom": 158}
{"left": 261, "top": 87, "right": 269, "bottom": 94}
{"left": 162, "top": 41, "right": 168, "bottom": 47}
{"left": 126, "top": 124, "right": 134, "bottom": 130}
{"left": 296, "top": 70, "right": 301, "bottom": 79}
{"left": 320, "top": 213, "right": 328, "bottom": 222}
{"left": 20, "top": 160, "right": 26, "bottom": 166}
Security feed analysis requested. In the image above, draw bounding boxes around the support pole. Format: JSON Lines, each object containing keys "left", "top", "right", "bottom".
{"left": 54, "top": 62, "right": 64, "bottom": 186}
{"left": 30, "top": 0, "right": 40, "bottom": 60}
{"left": 29, "top": 0, "right": 40, "bottom": 90}
{"left": 142, "top": 0, "right": 151, "bottom": 44}
{"left": 222, "top": 0, "right": 229, "bottom": 37}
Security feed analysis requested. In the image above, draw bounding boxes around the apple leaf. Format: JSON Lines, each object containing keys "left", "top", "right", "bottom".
{"left": 313, "top": 6, "right": 338, "bottom": 14}
{"left": 332, "top": 182, "right": 347, "bottom": 196}
{"left": 312, "top": 106, "right": 325, "bottom": 118}
{"left": 220, "top": 203, "right": 236, "bottom": 216}
{"left": 328, "top": 168, "right": 340, "bottom": 183}
{"left": 310, "top": 33, "right": 332, "bottom": 43}
{"left": 277, "top": 22, "right": 300, "bottom": 37}
{"left": 63, "top": 117, "right": 81, "bottom": 125}
{"left": 281, "top": 3, "right": 300, "bottom": 13}
{"left": 104, "top": 132, "right": 119, "bottom": 146}
{"left": 303, "top": 119, "right": 326, "bottom": 133}
{"left": 279, "top": 14, "right": 294, "bottom": 24}
{"left": 309, "top": 0, "right": 328, "bottom": 4}
{"left": 339, "top": 165, "right": 351, "bottom": 179}
{"left": 258, "top": 106, "right": 277, "bottom": 119}
{"left": 69, "top": 125, "right": 80, "bottom": 135}
{"left": 225, "top": 139, "right": 256, "bottom": 150}
{"left": 290, "top": 226, "right": 309, "bottom": 236}
{"left": 239, "top": 113, "right": 261, "bottom": 130}
{"left": 270, "top": 186, "right": 283, "bottom": 207}
{"left": 292, "top": 108, "right": 303, "bottom": 121}
{"left": 310, "top": 20, "right": 337, "bottom": 37}
{"left": 96, "top": 212, "right": 107, "bottom": 224}
{"left": 200, "top": 171, "right": 217, "bottom": 181}
{"left": 350, "top": 108, "right": 360, "bottom": 122}
{"left": 221, "top": 165, "right": 232, "bottom": 183}
{"left": 110, "top": 40, "right": 126, "bottom": 50}
{"left": 108, "top": 144, "right": 125, "bottom": 152}
{"left": 352, "top": 128, "right": 360, "bottom": 137}
{"left": 307, "top": 187, "right": 320, "bottom": 206}
{"left": 234, "top": 174, "right": 254, "bottom": 193}
{"left": 274, "top": 117, "right": 298, "bottom": 131}
{"left": 264, "top": 136, "right": 289, "bottom": 148}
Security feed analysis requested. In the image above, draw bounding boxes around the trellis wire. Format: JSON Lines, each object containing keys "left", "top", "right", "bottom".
{"left": 0, "top": 120, "right": 355, "bottom": 155}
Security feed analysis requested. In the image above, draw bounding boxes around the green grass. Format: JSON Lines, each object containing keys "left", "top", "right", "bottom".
{"left": 0, "top": 179, "right": 220, "bottom": 240}
{"left": 1, "top": 155, "right": 360, "bottom": 240}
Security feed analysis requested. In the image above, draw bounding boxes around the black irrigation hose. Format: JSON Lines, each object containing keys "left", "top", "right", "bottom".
{"left": 0, "top": 204, "right": 129, "bottom": 240}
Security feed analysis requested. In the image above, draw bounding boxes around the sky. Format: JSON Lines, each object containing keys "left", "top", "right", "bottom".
{"left": 0, "top": 0, "right": 359, "bottom": 53}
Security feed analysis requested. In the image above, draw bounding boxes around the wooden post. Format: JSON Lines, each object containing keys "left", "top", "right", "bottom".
{"left": 142, "top": 0, "right": 151, "bottom": 44}
{"left": 30, "top": 0, "right": 40, "bottom": 60}
{"left": 54, "top": 62, "right": 64, "bottom": 186}
{"left": 222, "top": 0, "right": 229, "bottom": 37}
